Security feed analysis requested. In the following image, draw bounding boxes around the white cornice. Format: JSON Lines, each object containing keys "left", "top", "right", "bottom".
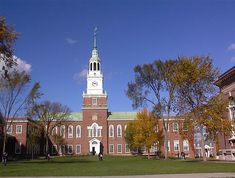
{"left": 222, "top": 82, "right": 235, "bottom": 93}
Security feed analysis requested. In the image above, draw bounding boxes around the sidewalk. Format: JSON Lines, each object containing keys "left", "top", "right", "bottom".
{"left": 2, "top": 173, "right": 235, "bottom": 178}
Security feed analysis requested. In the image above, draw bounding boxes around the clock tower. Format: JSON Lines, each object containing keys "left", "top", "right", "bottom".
{"left": 82, "top": 28, "right": 108, "bottom": 155}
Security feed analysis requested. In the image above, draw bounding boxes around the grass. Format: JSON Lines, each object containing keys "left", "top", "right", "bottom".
{"left": 0, "top": 155, "right": 235, "bottom": 176}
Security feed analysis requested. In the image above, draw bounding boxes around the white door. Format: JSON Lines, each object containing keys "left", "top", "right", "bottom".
{"left": 89, "top": 138, "right": 100, "bottom": 155}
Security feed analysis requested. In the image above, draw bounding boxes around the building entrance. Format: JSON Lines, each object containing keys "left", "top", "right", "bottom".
{"left": 89, "top": 138, "right": 100, "bottom": 155}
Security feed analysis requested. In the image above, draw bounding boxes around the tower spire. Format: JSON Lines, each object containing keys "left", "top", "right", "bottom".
{"left": 94, "top": 27, "right": 97, "bottom": 49}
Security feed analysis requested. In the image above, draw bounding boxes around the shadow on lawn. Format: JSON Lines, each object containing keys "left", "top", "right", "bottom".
{"left": 17, "top": 158, "right": 97, "bottom": 164}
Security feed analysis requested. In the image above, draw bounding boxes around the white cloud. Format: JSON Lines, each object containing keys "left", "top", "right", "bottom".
{"left": 228, "top": 43, "right": 235, "bottom": 50}
{"left": 73, "top": 68, "right": 87, "bottom": 83}
{"left": 65, "top": 38, "right": 77, "bottom": 45}
{"left": 0, "top": 55, "right": 31, "bottom": 74}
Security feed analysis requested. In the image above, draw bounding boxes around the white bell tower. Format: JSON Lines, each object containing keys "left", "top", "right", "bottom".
{"left": 84, "top": 27, "right": 106, "bottom": 96}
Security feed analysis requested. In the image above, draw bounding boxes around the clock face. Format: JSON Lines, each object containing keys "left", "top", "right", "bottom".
{"left": 92, "top": 81, "right": 98, "bottom": 87}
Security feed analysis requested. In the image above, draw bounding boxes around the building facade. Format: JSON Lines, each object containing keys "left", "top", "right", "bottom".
{"left": 215, "top": 66, "right": 235, "bottom": 160}
{"left": 2, "top": 31, "right": 195, "bottom": 158}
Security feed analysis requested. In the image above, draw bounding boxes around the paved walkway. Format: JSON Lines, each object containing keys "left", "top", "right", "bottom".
{"left": 2, "top": 173, "right": 235, "bottom": 178}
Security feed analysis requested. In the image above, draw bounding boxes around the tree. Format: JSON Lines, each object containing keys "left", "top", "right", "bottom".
{"left": 126, "top": 60, "right": 177, "bottom": 159}
{"left": 0, "top": 70, "right": 41, "bottom": 158}
{"left": 124, "top": 121, "right": 136, "bottom": 151}
{"left": 30, "top": 100, "right": 71, "bottom": 157}
{"left": 173, "top": 56, "right": 219, "bottom": 161}
{"left": 201, "top": 94, "right": 233, "bottom": 155}
{"left": 125, "top": 108, "right": 162, "bottom": 159}
{"left": 53, "top": 134, "right": 65, "bottom": 156}
{"left": 27, "top": 125, "right": 40, "bottom": 160}
{"left": 0, "top": 16, "right": 18, "bottom": 78}
{"left": 161, "top": 60, "right": 177, "bottom": 159}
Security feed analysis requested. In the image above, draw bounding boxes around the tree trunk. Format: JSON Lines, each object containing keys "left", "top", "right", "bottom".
{"left": 163, "top": 127, "right": 168, "bottom": 159}
{"left": 46, "top": 134, "right": 49, "bottom": 157}
{"left": 200, "top": 126, "right": 207, "bottom": 161}
{"left": 2, "top": 125, "right": 7, "bottom": 162}
{"left": 147, "top": 148, "right": 150, "bottom": 159}
{"left": 31, "top": 145, "right": 34, "bottom": 160}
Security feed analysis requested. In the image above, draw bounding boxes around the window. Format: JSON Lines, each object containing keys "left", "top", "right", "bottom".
{"left": 125, "top": 144, "right": 130, "bottom": 153}
{"left": 167, "top": 140, "right": 171, "bottom": 151}
{"left": 6, "top": 125, "right": 12, "bottom": 134}
{"left": 87, "top": 123, "right": 102, "bottom": 137}
{"left": 173, "top": 140, "right": 180, "bottom": 152}
{"left": 68, "top": 125, "right": 73, "bottom": 138}
{"left": 52, "top": 126, "right": 58, "bottom": 135}
{"left": 15, "top": 142, "right": 21, "bottom": 154}
{"left": 76, "top": 125, "right": 81, "bottom": 138}
{"left": 182, "top": 122, "right": 189, "bottom": 131}
{"left": 76, "top": 144, "right": 81, "bottom": 154}
{"left": 173, "top": 123, "right": 179, "bottom": 132}
{"left": 164, "top": 123, "right": 169, "bottom": 132}
{"left": 61, "top": 145, "right": 66, "bottom": 155}
{"left": 90, "top": 63, "right": 92, "bottom": 71}
{"left": 16, "top": 125, "right": 22, "bottom": 134}
{"left": 60, "top": 125, "right": 65, "bottom": 138}
{"left": 52, "top": 145, "right": 57, "bottom": 154}
{"left": 109, "top": 144, "right": 114, "bottom": 153}
{"left": 117, "top": 125, "right": 122, "bottom": 137}
{"left": 109, "top": 125, "right": 114, "bottom": 137}
{"left": 183, "top": 140, "right": 189, "bottom": 151}
{"left": 97, "top": 63, "right": 100, "bottom": 71}
{"left": 67, "top": 145, "right": 73, "bottom": 154}
{"left": 93, "top": 62, "right": 96, "bottom": 71}
{"left": 117, "top": 144, "right": 122, "bottom": 153}
{"left": 92, "top": 98, "right": 97, "bottom": 106}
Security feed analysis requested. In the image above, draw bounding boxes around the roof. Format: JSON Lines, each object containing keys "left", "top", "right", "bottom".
{"left": 68, "top": 112, "right": 83, "bottom": 121}
{"left": 107, "top": 112, "right": 137, "bottom": 120}
{"left": 215, "top": 66, "right": 235, "bottom": 87}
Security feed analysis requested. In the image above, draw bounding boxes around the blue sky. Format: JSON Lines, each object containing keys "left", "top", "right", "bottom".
{"left": 1, "top": 0, "right": 235, "bottom": 112}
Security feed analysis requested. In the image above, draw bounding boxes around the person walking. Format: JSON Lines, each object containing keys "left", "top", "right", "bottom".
{"left": 2, "top": 152, "right": 8, "bottom": 166}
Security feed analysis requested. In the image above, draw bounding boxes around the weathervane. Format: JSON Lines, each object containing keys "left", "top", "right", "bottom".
{"left": 94, "top": 27, "right": 98, "bottom": 49}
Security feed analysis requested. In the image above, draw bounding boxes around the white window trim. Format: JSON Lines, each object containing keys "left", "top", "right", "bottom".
{"left": 7, "top": 125, "right": 12, "bottom": 134}
{"left": 173, "top": 123, "right": 179, "bottom": 132}
{"left": 60, "top": 125, "right": 65, "bottom": 138}
{"left": 167, "top": 140, "right": 171, "bottom": 151}
{"left": 125, "top": 144, "right": 130, "bottom": 153}
{"left": 67, "top": 144, "right": 73, "bottom": 154}
{"left": 117, "top": 144, "right": 122, "bottom": 153}
{"left": 117, "top": 125, "right": 122, "bottom": 137}
{"left": 109, "top": 125, "right": 114, "bottom": 137}
{"left": 16, "top": 125, "right": 22, "bottom": 134}
{"left": 76, "top": 144, "right": 81, "bottom": 154}
{"left": 183, "top": 140, "right": 189, "bottom": 151}
{"left": 76, "top": 125, "right": 81, "bottom": 138}
{"left": 68, "top": 125, "right": 74, "bottom": 138}
{"left": 164, "top": 123, "right": 170, "bottom": 132}
{"left": 87, "top": 122, "right": 102, "bottom": 137}
{"left": 173, "top": 140, "right": 180, "bottom": 152}
{"left": 109, "top": 144, "right": 114, "bottom": 153}
{"left": 92, "top": 98, "right": 98, "bottom": 106}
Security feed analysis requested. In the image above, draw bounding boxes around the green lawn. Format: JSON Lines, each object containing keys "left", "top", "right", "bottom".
{"left": 0, "top": 156, "right": 235, "bottom": 176}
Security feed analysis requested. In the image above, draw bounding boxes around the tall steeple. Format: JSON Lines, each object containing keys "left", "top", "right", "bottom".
{"left": 84, "top": 27, "right": 106, "bottom": 96}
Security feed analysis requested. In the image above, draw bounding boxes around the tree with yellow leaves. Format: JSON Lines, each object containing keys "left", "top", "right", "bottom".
{"left": 125, "top": 108, "right": 163, "bottom": 159}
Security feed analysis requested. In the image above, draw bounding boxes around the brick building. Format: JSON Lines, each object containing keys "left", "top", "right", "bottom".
{"left": 1, "top": 31, "right": 195, "bottom": 158}
{"left": 215, "top": 66, "right": 235, "bottom": 160}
